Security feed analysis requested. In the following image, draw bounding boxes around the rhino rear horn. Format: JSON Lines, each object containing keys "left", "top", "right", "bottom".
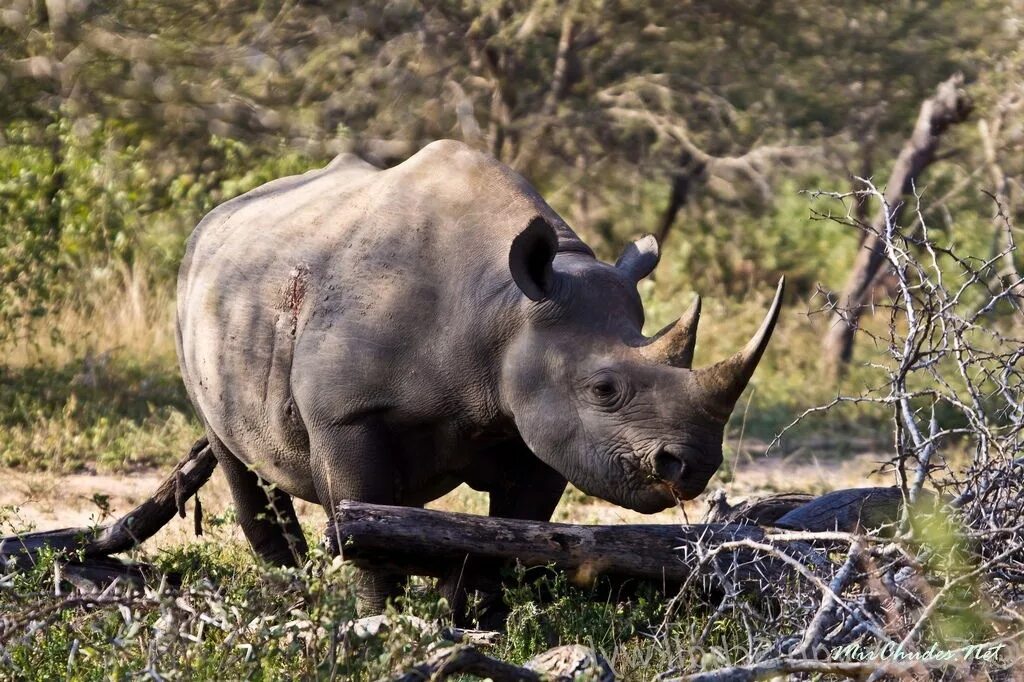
{"left": 615, "top": 234, "right": 660, "bottom": 282}
{"left": 640, "top": 294, "right": 701, "bottom": 368}
{"left": 694, "top": 277, "right": 785, "bottom": 419}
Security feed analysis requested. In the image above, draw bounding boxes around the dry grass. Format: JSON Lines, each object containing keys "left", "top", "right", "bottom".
{"left": 7, "top": 261, "right": 179, "bottom": 368}
{"left": 0, "top": 263, "right": 195, "bottom": 473}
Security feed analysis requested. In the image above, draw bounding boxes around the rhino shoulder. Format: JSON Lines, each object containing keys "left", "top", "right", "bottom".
{"left": 398, "top": 139, "right": 502, "bottom": 179}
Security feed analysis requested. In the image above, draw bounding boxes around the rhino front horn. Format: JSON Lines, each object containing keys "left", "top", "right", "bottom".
{"left": 640, "top": 295, "right": 702, "bottom": 368}
{"left": 694, "top": 277, "right": 785, "bottom": 419}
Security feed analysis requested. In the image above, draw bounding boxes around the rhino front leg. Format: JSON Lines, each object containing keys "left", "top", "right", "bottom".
{"left": 308, "top": 419, "right": 405, "bottom": 615}
{"left": 209, "top": 435, "right": 309, "bottom": 566}
{"left": 442, "top": 442, "right": 567, "bottom": 624}
{"left": 486, "top": 452, "right": 567, "bottom": 522}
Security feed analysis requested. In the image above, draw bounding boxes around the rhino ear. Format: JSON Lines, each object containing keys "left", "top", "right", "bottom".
{"left": 509, "top": 216, "right": 558, "bottom": 301}
{"left": 615, "top": 234, "right": 660, "bottom": 282}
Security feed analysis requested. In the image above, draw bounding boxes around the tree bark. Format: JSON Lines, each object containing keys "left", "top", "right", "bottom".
{"left": 331, "top": 501, "right": 767, "bottom": 587}
{"left": 655, "top": 149, "right": 707, "bottom": 246}
{"left": 823, "top": 74, "right": 972, "bottom": 374}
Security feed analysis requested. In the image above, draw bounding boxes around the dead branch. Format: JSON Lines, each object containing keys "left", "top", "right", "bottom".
{"left": 823, "top": 73, "right": 973, "bottom": 372}
{"left": 0, "top": 437, "right": 215, "bottom": 581}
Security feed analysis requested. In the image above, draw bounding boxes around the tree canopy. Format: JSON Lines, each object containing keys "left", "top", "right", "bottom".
{"left": 1, "top": 0, "right": 1021, "bottom": 348}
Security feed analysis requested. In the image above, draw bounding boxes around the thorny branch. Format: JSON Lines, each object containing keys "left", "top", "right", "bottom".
{"left": 746, "top": 181, "right": 1024, "bottom": 678}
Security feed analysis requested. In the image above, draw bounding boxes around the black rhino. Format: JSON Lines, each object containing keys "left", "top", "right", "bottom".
{"left": 176, "top": 139, "right": 783, "bottom": 609}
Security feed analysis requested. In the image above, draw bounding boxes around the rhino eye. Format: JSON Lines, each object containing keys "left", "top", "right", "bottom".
{"left": 584, "top": 372, "right": 628, "bottom": 409}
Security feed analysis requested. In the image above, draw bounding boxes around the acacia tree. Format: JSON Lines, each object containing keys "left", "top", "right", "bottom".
{"left": 0, "top": 0, "right": 337, "bottom": 340}
{"left": 0, "top": 0, "right": 1014, "bottom": 342}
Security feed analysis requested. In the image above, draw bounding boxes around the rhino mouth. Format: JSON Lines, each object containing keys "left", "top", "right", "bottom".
{"left": 664, "top": 468, "right": 719, "bottom": 501}
{"left": 562, "top": 442, "right": 704, "bottom": 513}
{"left": 638, "top": 458, "right": 713, "bottom": 506}
{"left": 669, "top": 481, "right": 705, "bottom": 501}
{"left": 647, "top": 477, "right": 699, "bottom": 504}
{"left": 611, "top": 462, "right": 680, "bottom": 512}
{"left": 621, "top": 483, "right": 678, "bottom": 514}
{"left": 642, "top": 441, "right": 720, "bottom": 503}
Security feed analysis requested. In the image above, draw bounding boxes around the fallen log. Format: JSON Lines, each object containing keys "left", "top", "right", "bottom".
{"left": 702, "top": 490, "right": 814, "bottom": 526}
{"left": 705, "top": 487, "right": 912, "bottom": 533}
{"left": 327, "top": 501, "right": 827, "bottom": 597}
{"left": 0, "top": 437, "right": 216, "bottom": 583}
{"left": 328, "top": 486, "right": 917, "bottom": 597}
{"left": 774, "top": 486, "right": 906, "bottom": 532}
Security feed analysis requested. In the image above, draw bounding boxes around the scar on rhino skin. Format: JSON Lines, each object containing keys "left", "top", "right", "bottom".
{"left": 282, "top": 263, "right": 310, "bottom": 335}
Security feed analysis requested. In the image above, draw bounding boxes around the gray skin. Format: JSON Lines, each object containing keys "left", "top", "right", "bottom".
{"left": 176, "top": 139, "right": 783, "bottom": 610}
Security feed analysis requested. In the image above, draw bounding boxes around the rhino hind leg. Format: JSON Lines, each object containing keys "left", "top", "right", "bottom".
{"left": 209, "top": 435, "right": 309, "bottom": 566}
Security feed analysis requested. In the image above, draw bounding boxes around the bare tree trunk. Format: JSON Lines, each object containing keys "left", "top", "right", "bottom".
{"left": 978, "top": 113, "right": 1024, "bottom": 305}
{"left": 655, "top": 149, "right": 707, "bottom": 246}
{"left": 510, "top": 10, "right": 575, "bottom": 171}
{"left": 327, "top": 491, "right": 908, "bottom": 595}
{"left": 823, "top": 75, "right": 972, "bottom": 374}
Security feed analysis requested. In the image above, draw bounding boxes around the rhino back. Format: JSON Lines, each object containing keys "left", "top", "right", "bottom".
{"left": 177, "top": 140, "right": 584, "bottom": 498}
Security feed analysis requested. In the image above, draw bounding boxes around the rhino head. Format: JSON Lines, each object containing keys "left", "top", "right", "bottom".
{"left": 502, "top": 217, "right": 783, "bottom": 513}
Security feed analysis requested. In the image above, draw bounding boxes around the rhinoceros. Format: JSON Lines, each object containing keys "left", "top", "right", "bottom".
{"left": 176, "top": 139, "right": 782, "bottom": 609}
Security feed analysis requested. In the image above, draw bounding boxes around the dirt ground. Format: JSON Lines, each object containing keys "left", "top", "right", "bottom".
{"left": 0, "top": 449, "right": 892, "bottom": 555}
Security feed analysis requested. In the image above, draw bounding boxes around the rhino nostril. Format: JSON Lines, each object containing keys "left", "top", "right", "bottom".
{"left": 654, "top": 446, "right": 687, "bottom": 482}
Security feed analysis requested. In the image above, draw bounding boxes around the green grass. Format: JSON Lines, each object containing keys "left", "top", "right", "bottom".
{"left": 0, "top": 536, "right": 774, "bottom": 681}
{"left": 0, "top": 352, "right": 198, "bottom": 473}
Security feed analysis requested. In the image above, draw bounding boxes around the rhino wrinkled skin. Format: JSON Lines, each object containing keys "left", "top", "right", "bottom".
{"left": 176, "top": 140, "right": 783, "bottom": 607}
